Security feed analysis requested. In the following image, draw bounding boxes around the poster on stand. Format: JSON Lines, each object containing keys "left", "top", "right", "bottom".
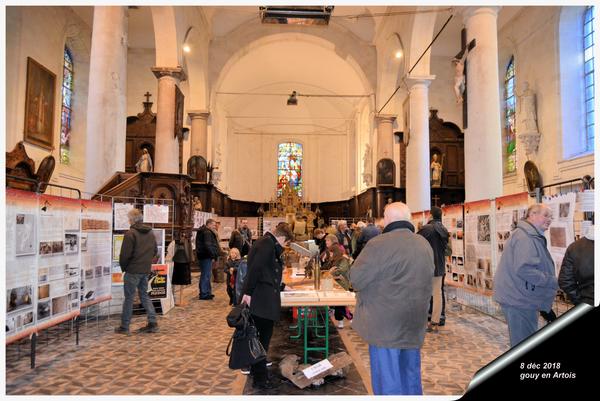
{"left": 149, "top": 264, "right": 168, "bottom": 298}
{"left": 113, "top": 202, "right": 134, "bottom": 231}
{"left": 143, "top": 204, "right": 169, "bottom": 224}
{"left": 543, "top": 192, "right": 577, "bottom": 277}
{"left": 5, "top": 189, "right": 39, "bottom": 341}
{"left": 442, "top": 204, "right": 465, "bottom": 286}
{"left": 464, "top": 200, "right": 493, "bottom": 294}
{"left": 81, "top": 199, "right": 113, "bottom": 306}
{"left": 494, "top": 192, "right": 530, "bottom": 286}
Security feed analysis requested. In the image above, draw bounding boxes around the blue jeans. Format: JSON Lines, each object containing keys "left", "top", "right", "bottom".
{"left": 198, "top": 258, "right": 213, "bottom": 298}
{"left": 500, "top": 304, "right": 538, "bottom": 347}
{"left": 121, "top": 272, "right": 156, "bottom": 329}
{"left": 369, "top": 345, "right": 422, "bottom": 395}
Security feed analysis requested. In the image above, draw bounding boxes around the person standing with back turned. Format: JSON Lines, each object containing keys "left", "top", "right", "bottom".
{"left": 350, "top": 202, "right": 434, "bottom": 395}
{"left": 115, "top": 208, "right": 159, "bottom": 335}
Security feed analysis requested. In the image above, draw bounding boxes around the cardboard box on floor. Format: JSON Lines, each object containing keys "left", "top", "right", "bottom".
{"left": 279, "top": 352, "right": 353, "bottom": 389}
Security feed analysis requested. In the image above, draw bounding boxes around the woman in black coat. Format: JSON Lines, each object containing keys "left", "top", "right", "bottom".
{"left": 241, "top": 223, "right": 294, "bottom": 389}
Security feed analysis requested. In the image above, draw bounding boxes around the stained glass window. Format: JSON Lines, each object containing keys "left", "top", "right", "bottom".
{"left": 277, "top": 142, "right": 303, "bottom": 197}
{"left": 584, "top": 6, "right": 595, "bottom": 152}
{"left": 60, "top": 47, "right": 73, "bottom": 165}
{"left": 503, "top": 56, "right": 516, "bottom": 174}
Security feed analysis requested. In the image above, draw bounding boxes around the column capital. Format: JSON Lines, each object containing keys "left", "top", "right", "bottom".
{"left": 188, "top": 110, "right": 210, "bottom": 120}
{"left": 405, "top": 75, "right": 436, "bottom": 89}
{"left": 461, "top": 6, "right": 501, "bottom": 22}
{"left": 375, "top": 114, "right": 397, "bottom": 123}
{"left": 151, "top": 66, "right": 187, "bottom": 81}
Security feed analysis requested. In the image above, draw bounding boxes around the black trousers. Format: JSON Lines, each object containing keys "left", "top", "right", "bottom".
{"left": 250, "top": 314, "right": 274, "bottom": 382}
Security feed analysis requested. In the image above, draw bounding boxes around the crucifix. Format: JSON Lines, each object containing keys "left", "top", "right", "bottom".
{"left": 144, "top": 91, "right": 152, "bottom": 103}
{"left": 454, "top": 28, "right": 476, "bottom": 129}
{"left": 432, "top": 194, "right": 441, "bottom": 208}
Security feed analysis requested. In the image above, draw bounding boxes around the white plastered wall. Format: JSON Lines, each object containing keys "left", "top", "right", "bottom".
{"left": 5, "top": 6, "right": 92, "bottom": 193}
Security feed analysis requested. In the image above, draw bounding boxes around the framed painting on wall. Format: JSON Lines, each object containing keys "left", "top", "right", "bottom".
{"left": 24, "top": 57, "right": 56, "bottom": 150}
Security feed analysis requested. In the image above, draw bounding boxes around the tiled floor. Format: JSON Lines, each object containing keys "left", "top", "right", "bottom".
{"left": 5, "top": 273, "right": 511, "bottom": 396}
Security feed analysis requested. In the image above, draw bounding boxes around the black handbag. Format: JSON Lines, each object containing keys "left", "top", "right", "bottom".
{"left": 226, "top": 306, "right": 266, "bottom": 369}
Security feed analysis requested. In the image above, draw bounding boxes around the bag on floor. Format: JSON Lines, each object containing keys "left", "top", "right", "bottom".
{"left": 226, "top": 317, "right": 266, "bottom": 369}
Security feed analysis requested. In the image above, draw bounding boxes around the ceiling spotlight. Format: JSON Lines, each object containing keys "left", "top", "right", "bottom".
{"left": 287, "top": 91, "right": 298, "bottom": 106}
{"left": 183, "top": 44, "right": 191, "bottom": 53}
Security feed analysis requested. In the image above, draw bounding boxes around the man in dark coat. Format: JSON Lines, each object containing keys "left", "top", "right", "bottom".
{"left": 241, "top": 223, "right": 294, "bottom": 389}
{"left": 195, "top": 219, "right": 221, "bottom": 300}
{"left": 417, "top": 206, "right": 449, "bottom": 333}
{"left": 239, "top": 219, "right": 253, "bottom": 256}
{"left": 115, "top": 208, "right": 159, "bottom": 335}
{"left": 353, "top": 217, "right": 382, "bottom": 258}
{"left": 558, "top": 225, "right": 594, "bottom": 306}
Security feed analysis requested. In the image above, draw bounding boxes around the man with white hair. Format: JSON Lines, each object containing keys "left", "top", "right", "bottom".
{"left": 115, "top": 208, "right": 159, "bottom": 335}
{"left": 494, "top": 203, "right": 557, "bottom": 347}
{"left": 350, "top": 202, "right": 434, "bottom": 395}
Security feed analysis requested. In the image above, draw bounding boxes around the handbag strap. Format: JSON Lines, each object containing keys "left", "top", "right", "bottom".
{"left": 226, "top": 333, "right": 234, "bottom": 356}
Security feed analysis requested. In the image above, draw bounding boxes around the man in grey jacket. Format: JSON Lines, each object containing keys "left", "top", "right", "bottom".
{"left": 350, "top": 202, "right": 434, "bottom": 395}
{"left": 115, "top": 208, "right": 159, "bottom": 335}
{"left": 493, "top": 204, "right": 557, "bottom": 347}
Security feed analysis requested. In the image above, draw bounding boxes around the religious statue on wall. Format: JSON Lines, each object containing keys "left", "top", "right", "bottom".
{"left": 193, "top": 196, "right": 203, "bottom": 211}
{"left": 452, "top": 54, "right": 466, "bottom": 103}
{"left": 362, "top": 143, "right": 373, "bottom": 186}
{"left": 431, "top": 153, "right": 443, "bottom": 188}
{"left": 211, "top": 144, "right": 222, "bottom": 186}
{"left": 135, "top": 148, "right": 153, "bottom": 172}
{"left": 517, "top": 81, "right": 542, "bottom": 155}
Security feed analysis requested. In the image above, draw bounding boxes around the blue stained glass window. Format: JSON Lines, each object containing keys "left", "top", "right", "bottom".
{"left": 504, "top": 56, "right": 516, "bottom": 174}
{"left": 60, "top": 47, "right": 73, "bottom": 165}
{"left": 277, "top": 142, "right": 303, "bottom": 197}
{"left": 583, "top": 6, "right": 595, "bottom": 151}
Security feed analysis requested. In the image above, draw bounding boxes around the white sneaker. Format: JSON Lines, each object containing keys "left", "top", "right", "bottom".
{"left": 337, "top": 320, "right": 344, "bottom": 329}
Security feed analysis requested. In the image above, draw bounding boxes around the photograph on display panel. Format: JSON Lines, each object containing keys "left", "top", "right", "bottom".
{"left": 15, "top": 213, "right": 36, "bottom": 256}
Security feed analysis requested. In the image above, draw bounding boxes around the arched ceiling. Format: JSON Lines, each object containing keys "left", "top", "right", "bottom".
{"left": 216, "top": 39, "right": 370, "bottom": 135}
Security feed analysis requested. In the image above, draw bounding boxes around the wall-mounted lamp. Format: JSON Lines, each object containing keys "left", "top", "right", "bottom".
{"left": 183, "top": 44, "right": 191, "bottom": 53}
{"left": 41, "top": 200, "right": 51, "bottom": 212}
{"left": 287, "top": 91, "right": 298, "bottom": 106}
{"left": 182, "top": 27, "right": 194, "bottom": 54}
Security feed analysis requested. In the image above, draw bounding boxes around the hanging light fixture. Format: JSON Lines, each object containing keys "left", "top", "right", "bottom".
{"left": 287, "top": 91, "right": 298, "bottom": 106}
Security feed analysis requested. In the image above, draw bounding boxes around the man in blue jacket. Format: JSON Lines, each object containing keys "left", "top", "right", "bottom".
{"left": 493, "top": 204, "right": 558, "bottom": 347}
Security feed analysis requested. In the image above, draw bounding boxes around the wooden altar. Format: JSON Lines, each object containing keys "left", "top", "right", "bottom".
{"left": 264, "top": 183, "right": 316, "bottom": 240}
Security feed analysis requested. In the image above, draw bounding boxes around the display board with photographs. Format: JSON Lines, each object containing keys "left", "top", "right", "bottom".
{"left": 262, "top": 217, "right": 286, "bottom": 235}
{"left": 80, "top": 199, "right": 113, "bottom": 307}
{"left": 543, "top": 192, "right": 577, "bottom": 277}
{"left": 217, "top": 217, "right": 236, "bottom": 241}
{"left": 464, "top": 200, "right": 493, "bottom": 295}
{"left": 6, "top": 189, "right": 38, "bottom": 340}
{"left": 494, "top": 192, "right": 530, "bottom": 286}
{"left": 192, "top": 211, "right": 217, "bottom": 250}
{"left": 441, "top": 204, "right": 465, "bottom": 287}
{"left": 37, "top": 194, "right": 82, "bottom": 324}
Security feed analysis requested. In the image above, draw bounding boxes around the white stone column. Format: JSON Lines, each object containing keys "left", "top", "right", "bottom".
{"left": 151, "top": 67, "right": 186, "bottom": 173}
{"left": 84, "top": 6, "right": 127, "bottom": 195}
{"left": 188, "top": 110, "right": 210, "bottom": 158}
{"left": 405, "top": 76, "right": 435, "bottom": 213}
{"left": 463, "top": 7, "right": 503, "bottom": 202}
{"left": 375, "top": 114, "right": 396, "bottom": 161}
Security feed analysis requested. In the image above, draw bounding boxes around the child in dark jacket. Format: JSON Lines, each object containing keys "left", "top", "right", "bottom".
{"left": 224, "top": 248, "right": 241, "bottom": 305}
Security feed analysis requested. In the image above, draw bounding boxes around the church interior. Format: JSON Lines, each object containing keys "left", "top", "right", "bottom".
{"left": 4, "top": 4, "right": 596, "bottom": 397}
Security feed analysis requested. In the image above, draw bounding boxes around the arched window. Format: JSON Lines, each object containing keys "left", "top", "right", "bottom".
{"left": 583, "top": 5, "right": 595, "bottom": 151}
{"left": 277, "top": 142, "right": 303, "bottom": 197}
{"left": 503, "top": 56, "right": 516, "bottom": 174}
{"left": 59, "top": 47, "right": 74, "bottom": 165}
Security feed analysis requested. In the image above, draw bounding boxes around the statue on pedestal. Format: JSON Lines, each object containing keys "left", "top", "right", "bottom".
{"left": 431, "top": 153, "right": 443, "bottom": 188}
{"left": 135, "top": 148, "right": 153, "bottom": 173}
